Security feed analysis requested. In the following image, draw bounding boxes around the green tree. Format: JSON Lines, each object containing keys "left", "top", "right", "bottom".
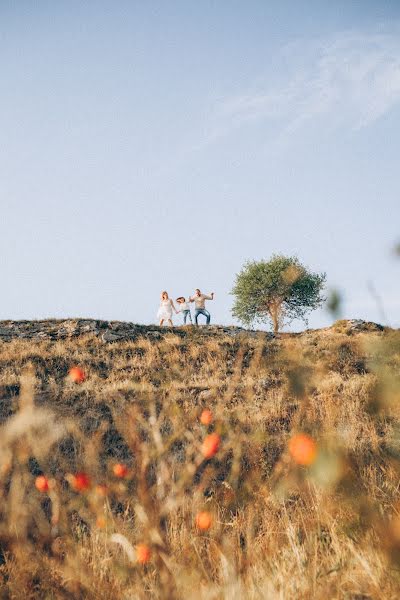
{"left": 231, "top": 255, "right": 326, "bottom": 333}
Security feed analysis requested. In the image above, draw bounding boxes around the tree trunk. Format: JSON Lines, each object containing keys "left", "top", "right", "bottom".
{"left": 269, "top": 301, "right": 281, "bottom": 334}
{"left": 273, "top": 316, "right": 279, "bottom": 333}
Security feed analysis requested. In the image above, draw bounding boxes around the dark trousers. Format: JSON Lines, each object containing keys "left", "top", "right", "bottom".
{"left": 182, "top": 310, "right": 192, "bottom": 324}
{"left": 194, "top": 308, "right": 210, "bottom": 325}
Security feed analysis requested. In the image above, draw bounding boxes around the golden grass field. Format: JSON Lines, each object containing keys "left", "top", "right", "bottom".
{"left": 0, "top": 321, "right": 400, "bottom": 599}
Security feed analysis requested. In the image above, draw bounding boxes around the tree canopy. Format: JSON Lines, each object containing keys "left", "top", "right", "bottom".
{"left": 231, "top": 255, "right": 326, "bottom": 332}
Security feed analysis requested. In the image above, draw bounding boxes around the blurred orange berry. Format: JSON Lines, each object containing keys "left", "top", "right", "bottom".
{"left": 35, "top": 475, "right": 49, "bottom": 493}
{"left": 288, "top": 434, "right": 317, "bottom": 466}
{"left": 195, "top": 511, "right": 213, "bottom": 531}
{"left": 202, "top": 433, "right": 221, "bottom": 459}
{"left": 200, "top": 409, "right": 213, "bottom": 425}
{"left": 96, "top": 516, "right": 106, "bottom": 529}
{"left": 68, "top": 366, "right": 85, "bottom": 383}
{"left": 136, "top": 543, "right": 151, "bottom": 564}
{"left": 113, "top": 463, "right": 129, "bottom": 478}
{"left": 71, "top": 472, "right": 91, "bottom": 491}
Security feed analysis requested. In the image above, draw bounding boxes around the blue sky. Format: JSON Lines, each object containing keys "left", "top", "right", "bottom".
{"left": 1, "top": 1, "right": 399, "bottom": 330}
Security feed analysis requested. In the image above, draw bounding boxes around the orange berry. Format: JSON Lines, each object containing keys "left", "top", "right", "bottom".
{"left": 96, "top": 516, "right": 106, "bottom": 529}
{"left": 113, "top": 463, "right": 129, "bottom": 478}
{"left": 136, "top": 543, "right": 151, "bottom": 564}
{"left": 200, "top": 409, "right": 213, "bottom": 425}
{"left": 35, "top": 475, "right": 49, "bottom": 493}
{"left": 68, "top": 367, "right": 85, "bottom": 383}
{"left": 195, "top": 511, "right": 213, "bottom": 531}
{"left": 288, "top": 434, "right": 317, "bottom": 466}
{"left": 201, "top": 433, "right": 221, "bottom": 459}
{"left": 71, "top": 472, "right": 91, "bottom": 492}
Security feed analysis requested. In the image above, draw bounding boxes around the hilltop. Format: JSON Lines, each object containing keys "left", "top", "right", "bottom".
{"left": 0, "top": 316, "right": 385, "bottom": 342}
{"left": 0, "top": 318, "right": 399, "bottom": 599}
{"left": 0, "top": 317, "right": 387, "bottom": 428}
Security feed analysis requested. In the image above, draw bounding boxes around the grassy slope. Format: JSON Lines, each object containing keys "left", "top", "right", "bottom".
{"left": 0, "top": 321, "right": 400, "bottom": 599}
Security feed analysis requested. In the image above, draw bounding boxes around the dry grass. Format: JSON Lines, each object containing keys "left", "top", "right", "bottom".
{"left": 0, "top": 325, "right": 400, "bottom": 599}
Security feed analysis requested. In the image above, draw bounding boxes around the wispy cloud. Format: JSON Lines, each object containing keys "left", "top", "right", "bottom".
{"left": 202, "top": 28, "right": 400, "bottom": 149}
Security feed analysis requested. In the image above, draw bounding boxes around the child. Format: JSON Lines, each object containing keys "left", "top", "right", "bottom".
{"left": 176, "top": 297, "right": 193, "bottom": 324}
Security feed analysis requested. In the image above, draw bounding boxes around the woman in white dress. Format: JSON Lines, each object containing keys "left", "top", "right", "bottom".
{"left": 157, "top": 291, "right": 177, "bottom": 326}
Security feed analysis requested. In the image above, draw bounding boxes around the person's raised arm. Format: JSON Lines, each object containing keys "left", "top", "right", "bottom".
{"left": 204, "top": 293, "right": 214, "bottom": 300}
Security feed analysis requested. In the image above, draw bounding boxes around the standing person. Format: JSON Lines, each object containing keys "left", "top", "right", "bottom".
{"left": 189, "top": 289, "right": 214, "bottom": 325}
{"left": 176, "top": 296, "right": 193, "bottom": 324}
{"left": 157, "top": 291, "right": 177, "bottom": 326}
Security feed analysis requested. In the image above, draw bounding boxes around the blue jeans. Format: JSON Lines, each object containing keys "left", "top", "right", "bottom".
{"left": 182, "top": 309, "right": 192, "bottom": 324}
{"left": 194, "top": 308, "right": 210, "bottom": 325}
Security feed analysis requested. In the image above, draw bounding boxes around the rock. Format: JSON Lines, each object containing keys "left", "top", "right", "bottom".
{"left": 333, "top": 319, "right": 385, "bottom": 334}
{"left": 101, "top": 330, "right": 126, "bottom": 342}
{"left": 348, "top": 319, "right": 384, "bottom": 332}
{"left": 146, "top": 331, "right": 163, "bottom": 340}
{"left": 0, "top": 327, "right": 12, "bottom": 336}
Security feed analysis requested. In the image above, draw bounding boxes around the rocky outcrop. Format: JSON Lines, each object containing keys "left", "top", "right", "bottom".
{"left": 0, "top": 319, "right": 269, "bottom": 343}
{"left": 331, "top": 319, "right": 386, "bottom": 334}
{"left": 0, "top": 319, "right": 386, "bottom": 344}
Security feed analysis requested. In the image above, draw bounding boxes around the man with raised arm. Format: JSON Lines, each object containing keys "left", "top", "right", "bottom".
{"left": 189, "top": 289, "right": 214, "bottom": 325}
